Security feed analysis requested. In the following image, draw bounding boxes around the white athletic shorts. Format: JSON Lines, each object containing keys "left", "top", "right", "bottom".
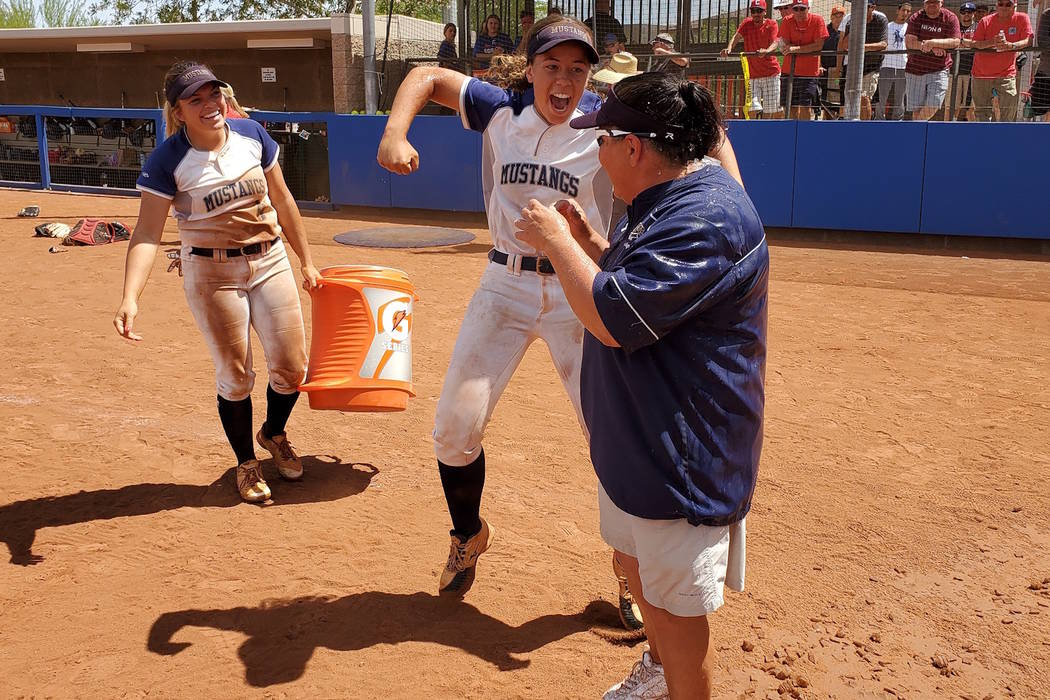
{"left": 598, "top": 482, "right": 746, "bottom": 617}
{"left": 750, "top": 75, "right": 783, "bottom": 113}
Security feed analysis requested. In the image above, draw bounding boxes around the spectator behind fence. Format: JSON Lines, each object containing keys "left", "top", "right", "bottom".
{"left": 584, "top": 0, "right": 627, "bottom": 48}
{"left": 722, "top": 0, "right": 784, "bottom": 119}
{"left": 1030, "top": 5, "right": 1050, "bottom": 122}
{"left": 876, "top": 1, "right": 911, "bottom": 119}
{"left": 651, "top": 32, "right": 690, "bottom": 73}
{"left": 949, "top": 3, "right": 979, "bottom": 120}
{"left": 967, "top": 0, "right": 1032, "bottom": 122}
{"left": 904, "top": 0, "right": 961, "bottom": 121}
{"left": 593, "top": 51, "right": 642, "bottom": 94}
{"left": 822, "top": 5, "right": 846, "bottom": 109}
{"left": 515, "top": 10, "right": 535, "bottom": 54}
{"left": 473, "top": 14, "right": 515, "bottom": 68}
{"left": 438, "top": 23, "right": 458, "bottom": 69}
{"left": 840, "top": 1, "right": 889, "bottom": 119}
{"left": 775, "top": 0, "right": 794, "bottom": 112}
{"left": 975, "top": 2, "right": 990, "bottom": 21}
{"left": 781, "top": 0, "right": 829, "bottom": 119}
{"left": 604, "top": 32, "right": 626, "bottom": 56}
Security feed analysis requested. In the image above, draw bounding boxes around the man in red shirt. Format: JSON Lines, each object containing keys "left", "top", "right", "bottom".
{"left": 780, "top": 0, "right": 829, "bottom": 119}
{"left": 904, "top": 0, "right": 961, "bottom": 121}
{"left": 965, "top": 0, "right": 1032, "bottom": 121}
{"left": 722, "top": 0, "right": 784, "bottom": 118}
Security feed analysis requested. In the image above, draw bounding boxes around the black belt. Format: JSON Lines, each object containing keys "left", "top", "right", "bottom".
{"left": 190, "top": 237, "right": 280, "bottom": 258}
{"left": 488, "top": 248, "right": 556, "bottom": 275}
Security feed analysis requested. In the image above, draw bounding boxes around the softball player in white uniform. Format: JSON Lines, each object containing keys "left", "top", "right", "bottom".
{"left": 378, "top": 17, "right": 613, "bottom": 596}
{"left": 115, "top": 62, "right": 322, "bottom": 504}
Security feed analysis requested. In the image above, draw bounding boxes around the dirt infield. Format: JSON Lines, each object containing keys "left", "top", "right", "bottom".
{"left": 1, "top": 188, "right": 1048, "bottom": 699}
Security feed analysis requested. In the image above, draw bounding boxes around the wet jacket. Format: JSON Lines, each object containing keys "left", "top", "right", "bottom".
{"left": 582, "top": 162, "right": 769, "bottom": 526}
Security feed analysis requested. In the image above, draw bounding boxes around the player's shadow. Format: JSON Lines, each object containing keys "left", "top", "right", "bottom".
{"left": 0, "top": 456, "right": 376, "bottom": 566}
{"left": 147, "top": 592, "right": 617, "bottom": 686}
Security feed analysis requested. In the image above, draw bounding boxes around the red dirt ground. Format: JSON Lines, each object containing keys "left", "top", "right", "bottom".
{"left": 1, "top": 189, "right": 1048, "bottom": 699}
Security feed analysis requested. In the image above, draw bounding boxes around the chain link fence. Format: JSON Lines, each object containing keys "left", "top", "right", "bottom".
{"left": 0, "top": 116, "right": 42, "bottom": 186}
{"left": 254, "top": 117, "right": 332, "bottom": 204}
{"left": 43, "top": 117, "right": 157, "bottom": 190}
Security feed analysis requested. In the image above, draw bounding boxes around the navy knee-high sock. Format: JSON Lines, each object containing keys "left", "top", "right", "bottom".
{"left": 217, "top": 395, "right": 255, "bottom": 465}
{"left": 438, "top": 450, "right": 485, "bottom": 540}
{"left": 261, "top": 384, "right": 299, "bottom": 439}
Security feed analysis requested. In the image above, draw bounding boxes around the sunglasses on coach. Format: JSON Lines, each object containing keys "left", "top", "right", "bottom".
{"left": 596, "top": 129, "right": 664, "bottom": 146}
{"left": 750, "top": 8, "right": 765, "bottom": 12}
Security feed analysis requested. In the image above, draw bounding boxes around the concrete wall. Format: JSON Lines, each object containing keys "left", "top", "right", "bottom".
{"left": 0, "top": 49, "right": 333, "bottom": 111}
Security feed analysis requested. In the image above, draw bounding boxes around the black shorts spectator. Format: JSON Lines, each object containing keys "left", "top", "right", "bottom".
{"left": 789, "top": 76, "right": 820, "bottom": 105}
{"left": 1031, "top": 74, "right": 1050, "bottom": 116}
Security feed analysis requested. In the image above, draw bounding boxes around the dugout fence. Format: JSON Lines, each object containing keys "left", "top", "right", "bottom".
{"left": 0, "top": 106, "right": 334, "bottom": 207}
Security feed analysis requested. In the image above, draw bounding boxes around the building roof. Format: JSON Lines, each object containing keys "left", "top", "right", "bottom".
{"left": 0, "top": 14, "right": 445, "bottom": 53}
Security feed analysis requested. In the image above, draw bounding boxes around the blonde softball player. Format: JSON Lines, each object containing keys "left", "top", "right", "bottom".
{"left": 378, "top": 16, "right": 614, "bottom": 597}
{"left": 114, "top": 62, "right": 322, "bottom": 504}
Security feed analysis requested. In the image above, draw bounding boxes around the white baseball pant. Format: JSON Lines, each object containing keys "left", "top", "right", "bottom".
{"left": 180, "top": 238, "right": 307, "bottom": 401}
{"left": 433, "top": 259, "right": 588, "bottom": 467}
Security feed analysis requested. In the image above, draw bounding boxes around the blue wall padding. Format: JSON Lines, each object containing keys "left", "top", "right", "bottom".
{"left": 792, "top": 120, "right": 928, "bottom": 233}
{"left": 921, "top": 123, "right": 1048, "bottom": 238}
{"left": 327, "top": 115, "right": 391, "bottom": 207}
{"left": 390, "top": 116, "right": 484, "bottom": 211}
{"left": 725, "top": 119, "right": 797, "bottom": 228}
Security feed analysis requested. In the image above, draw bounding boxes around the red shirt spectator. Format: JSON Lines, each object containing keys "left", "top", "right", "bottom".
{"left": 905, "top": 6, "right": 961, "bottom": 74}
{"left": 972, "top": 10, "right": 1032, "bottom": 78}
{"left": 781, "top": 3, "right": 829, "bottom": 77}
{"left": 738, "top": 15, "right": 782, "bottom": 77}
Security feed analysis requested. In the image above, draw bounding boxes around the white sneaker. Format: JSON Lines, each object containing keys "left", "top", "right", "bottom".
{"left": 602, "top": 651, "right": 668, "bottom": 700}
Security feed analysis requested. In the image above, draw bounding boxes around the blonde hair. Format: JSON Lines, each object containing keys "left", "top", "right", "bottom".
{"left": 221, "top": 86, "right": 250, "bottom": 119}
{"left": 161, "top": 61, "right": 246, "bottom": 138}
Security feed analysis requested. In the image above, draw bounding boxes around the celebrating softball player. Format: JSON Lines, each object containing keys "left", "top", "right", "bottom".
{"left": 378, "top": 16, "right": 617, "bottom": 598}
{"left": 114, "top": 61, "right": 322, "bottom": 504}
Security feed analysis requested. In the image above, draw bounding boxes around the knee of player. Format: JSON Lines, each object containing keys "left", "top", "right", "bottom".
{"left": 217, "top": 374, "right": 254, "bottom": 402}
{"left": 268, "top": 364, "right": 306, "bottom": 394}
{"left": 432, "top": 429, "right": 482, "bottom": 467}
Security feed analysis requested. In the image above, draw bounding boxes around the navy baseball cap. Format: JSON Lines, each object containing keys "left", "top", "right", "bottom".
{"left": 960, "top": 1, "right": 976, "bottom": 8}
{"left": 527, "top": 21, "right": 600, "bottom": 63}
{"left": 569, "top": 82, "right": 684, "bottom": 141}
{"left": 165, "top": 64, "right": 229, "bottom": 106}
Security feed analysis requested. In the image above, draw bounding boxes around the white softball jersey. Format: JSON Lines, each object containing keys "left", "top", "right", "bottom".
{"left": 136, "top": 119, "right": 281, "bottom": 250}
{"left": 459, "top": 78, "right": 613, "bottom": 256}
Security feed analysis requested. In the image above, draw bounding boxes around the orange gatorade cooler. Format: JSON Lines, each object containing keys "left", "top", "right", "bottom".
{"left": 299, "top": 265, "right": 417, "bottom": 412}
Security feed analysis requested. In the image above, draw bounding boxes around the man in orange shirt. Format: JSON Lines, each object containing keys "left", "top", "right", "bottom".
{"left": 780, "top": 0, "right": 829, "bottom": 119}
{"left": 965, "top": 0, "right": 1032, "bottom": 121}
{"left": 722, "top": 0, "right": 784, "bottom": 118}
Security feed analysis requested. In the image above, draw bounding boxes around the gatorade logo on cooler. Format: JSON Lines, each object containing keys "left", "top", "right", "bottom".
{"left": 359, "top": 288, "right": 414, "bottom": 382}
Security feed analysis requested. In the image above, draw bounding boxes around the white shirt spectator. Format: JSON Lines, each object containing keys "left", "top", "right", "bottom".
{"left": 884, "top": 20, "right": 909, "bottom": 69}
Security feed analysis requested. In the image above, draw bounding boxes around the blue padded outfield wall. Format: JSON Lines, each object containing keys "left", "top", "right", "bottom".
{"left": 2, "top": 105, "right": 1046, "bottom": 238}
{"left": 327, "top": 115, "right": 1047, "bottom": 239}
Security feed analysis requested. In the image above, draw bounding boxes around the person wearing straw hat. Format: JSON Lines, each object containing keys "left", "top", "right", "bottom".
{"left": 594, "top": 51, "right": 642, "bottom": 91}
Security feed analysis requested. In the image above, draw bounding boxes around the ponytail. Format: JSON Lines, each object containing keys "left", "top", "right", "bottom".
{"left": 613, "top": 73, "right": 725, "bottom": 166}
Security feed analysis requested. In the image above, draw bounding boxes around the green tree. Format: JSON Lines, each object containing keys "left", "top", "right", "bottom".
{"left": 95, "top": 0, "right": 453, "bottom": 24}
{"left": 0, "top": 0, "right": 40, "bottom": 27}
{"left": 1, "top": 0, "right": 97, "bottom": 26}
{"left": 376, "top": 0, "right": 447, "bottom": 23}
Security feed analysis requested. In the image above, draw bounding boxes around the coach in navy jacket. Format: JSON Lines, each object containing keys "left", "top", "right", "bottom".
{"left": 514, "top": 72, "right": 767, "bottom": 698}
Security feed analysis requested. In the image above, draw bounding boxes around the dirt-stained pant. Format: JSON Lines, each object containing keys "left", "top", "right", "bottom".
{"left": 433, "top": 260, "right": 588, "bottom": 467}
{"left": 181, "top": 238, "right": 307, "bottom": 401}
